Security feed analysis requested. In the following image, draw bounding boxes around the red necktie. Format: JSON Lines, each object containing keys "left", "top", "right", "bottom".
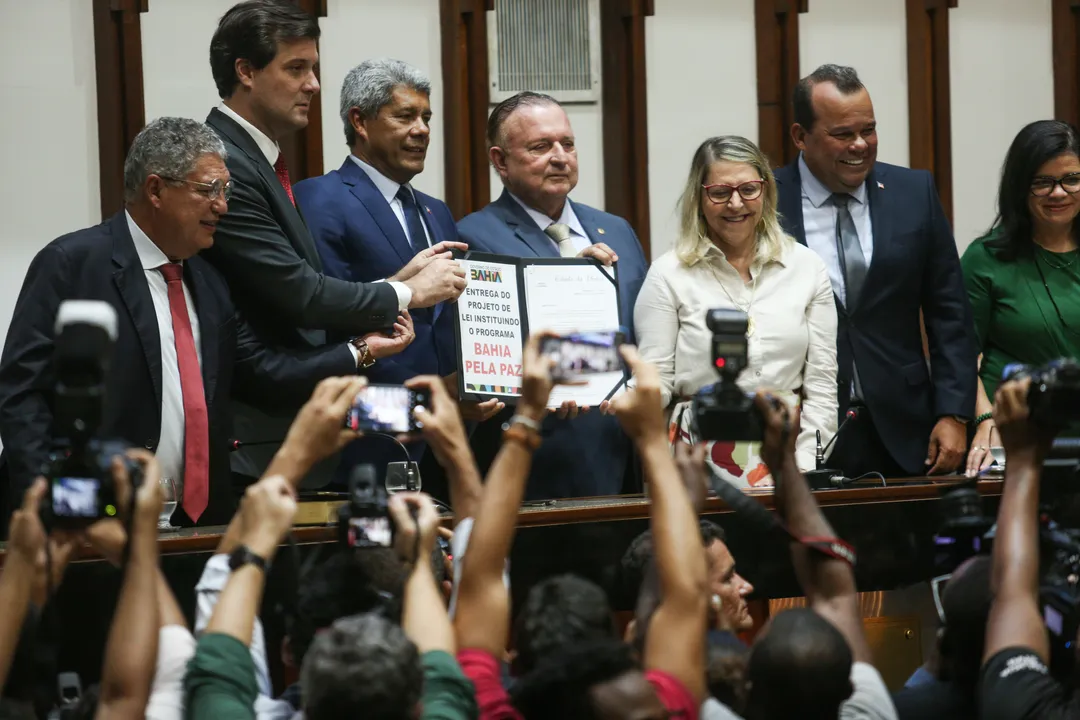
{"left": 158, "top": 263, "right": 210, "bottom": 522}
{"left": 274, "top": 153, "right": 295, "bottom": 206}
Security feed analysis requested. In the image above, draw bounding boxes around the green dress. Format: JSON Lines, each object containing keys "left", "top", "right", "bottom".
{"left": 961, "top": 233, "right": 1080, "bottom": 400}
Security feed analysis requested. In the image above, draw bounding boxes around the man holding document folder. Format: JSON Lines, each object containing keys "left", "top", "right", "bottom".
{"left": 456, "top": 91, "right": 648, "bottom": 498}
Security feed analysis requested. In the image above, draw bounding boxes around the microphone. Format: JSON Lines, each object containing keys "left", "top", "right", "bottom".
{"left": 805, "top": 407, "right": 860, "bottom": 490}
{"left": 229, "top": 438, "right": 284, "bottom": 451}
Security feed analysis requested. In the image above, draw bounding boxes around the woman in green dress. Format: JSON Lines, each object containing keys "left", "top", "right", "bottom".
{"left": 963, "top": 120, "right": 1080, "bottom": 475}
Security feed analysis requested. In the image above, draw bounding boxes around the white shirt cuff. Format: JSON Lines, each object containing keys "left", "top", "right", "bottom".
{"left": 377, "top": 278, "right": 412, "bottom": 311}
{"left": 346, "top": 341, "right": 360, "bottom": 365}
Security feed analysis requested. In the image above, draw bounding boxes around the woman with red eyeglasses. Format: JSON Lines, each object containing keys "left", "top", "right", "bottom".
{"left": 635, "top": 135, "right": 838, "bottom": 488}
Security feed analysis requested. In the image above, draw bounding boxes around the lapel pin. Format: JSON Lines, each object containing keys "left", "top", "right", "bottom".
{"left": 425, "top": 206, "right": 432, "bottom": 214}
{"left": 877, "top": 182, "right": 885, "bottom": 189}
{"left": 597, "top": 227, "right": 606, "bottom": 235}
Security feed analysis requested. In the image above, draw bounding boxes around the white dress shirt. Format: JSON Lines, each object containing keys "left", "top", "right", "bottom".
{"left": 509, "top": 192, "right": 592, "bottom": 255}
{"left": 799, "top": 154, "right": 874, "bottom": 307}
{"left": 218, "top": 102, "right": 279, "bottom": 166}
{"left": 350, "top": 155, "right": 432, "bottom": 248}
{"left": 125, "top": 212, "right": 201, "bottom": 491}
{"left": 634, "top": 240, "right": 838, "bottom": 469}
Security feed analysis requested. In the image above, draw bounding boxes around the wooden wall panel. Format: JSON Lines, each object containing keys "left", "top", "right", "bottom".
{"left": 1053, "top": 0, "right": 1080, "bottom": 127}
{"left": 755, "top": 0, "right": 807, "bottom": 168}
{"left": 440, "top": 0, "right": 494, "bottom": 221}
{"left": 905, "top": 0, "right": 957, "bottom": 224}
{"left": 93, "top": 0, "right": 149, "bottom": 219}
{"left": 601, "top": 0, "right": 655, "bottom": 258}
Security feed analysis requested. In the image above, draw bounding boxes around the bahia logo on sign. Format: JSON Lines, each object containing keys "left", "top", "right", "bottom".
{"left": 470, "top": 267, "right": 502, "bottom": 283}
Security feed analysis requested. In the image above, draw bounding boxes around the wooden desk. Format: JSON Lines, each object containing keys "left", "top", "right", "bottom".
{"left": 0, "top": 476, "right": 1002, "bottom": 566}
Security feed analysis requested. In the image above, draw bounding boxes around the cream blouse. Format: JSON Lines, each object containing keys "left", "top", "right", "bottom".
{"left": 634, "top": 240, "right": 839, "bottom": 470}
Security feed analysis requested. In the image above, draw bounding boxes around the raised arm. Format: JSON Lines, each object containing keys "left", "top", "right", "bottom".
{"left": 613, "top": 347, "right": 708, "bottom": 704}
{"left": 983, "top": 377, "right": 1053, "bottom": 663}
{"left": 390, "top": 492, "right": 455, "bottom": 654}
{"left": 262, "top": 376, "right": 369, "bottom": 491}
{"left": 756, "top": 392, "right": 870, "bottom": 663}
{"left": 406, "top": 375, "right": 483, "bottom": 525}
{"left": 453, "top": 333, "right": 553, "bottom": 656}
{"left": 96, "top": 450, "right": 164, "bottom": 719}
{"left": 0, "top": 480, "right": 48, "bottom": 690}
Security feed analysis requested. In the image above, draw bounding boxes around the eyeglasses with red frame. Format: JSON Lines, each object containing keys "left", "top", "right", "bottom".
{"left": 702, "top": 180, "right": 765, "bottom": 205}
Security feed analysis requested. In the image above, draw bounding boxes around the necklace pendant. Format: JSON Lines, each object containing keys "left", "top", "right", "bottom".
{"left": 746, "top": 315, "right": 756, "bottom": 338}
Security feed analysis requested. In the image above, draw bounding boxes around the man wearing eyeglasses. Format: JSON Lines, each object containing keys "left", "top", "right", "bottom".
{"left": 0, "top": 118, "right": 357, "bottom": 528}
{"left": 774, "top": 63, "right": 976, "bottom": 480}
{"left": 455, "top": 91, "right": 649, "bottom": 499}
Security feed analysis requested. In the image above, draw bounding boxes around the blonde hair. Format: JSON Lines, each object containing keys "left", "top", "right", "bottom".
{"left": 674, "top": 136, "right": 791, "bottom": 267}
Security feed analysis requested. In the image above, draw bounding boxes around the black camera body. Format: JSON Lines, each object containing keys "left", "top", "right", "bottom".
{"left": 691, "top": 309, "right": 762, "bottom": 442}
{"left": 935, "top": 480, "right": 1080, "bottom": 679}
{"left": 338, "top": 464, "right": 395, "bottom": 549}
{"left": 45, "top": 301, "right": 139, "bottom": 528}
{"left": 1002, "top": 358, "right": 1080, "bottom": 430}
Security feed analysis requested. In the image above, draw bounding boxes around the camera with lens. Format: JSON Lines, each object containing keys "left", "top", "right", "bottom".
{"left": 338, "top": 464, "right": 395, "bottom": 549}
{"left": 44, "top": 301, "right": 141, "bottom": 529}
{"left": 935, "top": 480, "right": 1080, "bottom": 679}
{"left": 691, "top": 309, "right": 761, "bottom": 441}
{"left": 1002, "top": 358, "right": 1080, "bottom": 431}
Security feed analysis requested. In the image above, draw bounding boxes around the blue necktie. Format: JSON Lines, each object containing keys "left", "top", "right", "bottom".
{"left": 396, "top": 185, "right": 429, "bottom": 251}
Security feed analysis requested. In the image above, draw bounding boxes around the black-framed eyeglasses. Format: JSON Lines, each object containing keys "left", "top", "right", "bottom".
{"left": 702, "top": 180, "right": 765, "bottom": 205}
{"left": 1030, "top": 173, "right": 1080, "bottom": 197}
{"left": 160, "top": 176, "right": 232, "bottom": 201}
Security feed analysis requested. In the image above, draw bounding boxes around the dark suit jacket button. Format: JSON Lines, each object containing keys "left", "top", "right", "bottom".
{"left": 144, "top": 439, "right": 154, "bottom": 450}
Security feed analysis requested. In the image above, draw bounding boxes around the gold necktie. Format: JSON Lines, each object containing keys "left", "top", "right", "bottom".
{"left": 544, "top": 222, "right": 578, "bottom": 258}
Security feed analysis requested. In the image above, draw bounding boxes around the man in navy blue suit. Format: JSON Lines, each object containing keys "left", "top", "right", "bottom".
{"left": 774, "top": 64, "right": 977, "bottom": 478}
{"left": 295, "top": 59, "right": 502, "bottom": 488}
{"left": 456, "top": 92, "right": 649, "bottom": 499}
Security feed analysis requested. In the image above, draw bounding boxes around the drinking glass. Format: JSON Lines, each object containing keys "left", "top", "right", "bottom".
{"left": 989, "top": 446, "right": 1006, "bottom": 470}
{"left": 158, "top": 476, "right": 178, "bottom": 531}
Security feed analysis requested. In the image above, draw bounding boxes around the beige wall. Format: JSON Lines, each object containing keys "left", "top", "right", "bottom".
{"left": 799, "top": 0, "right": 910, "bottom": 169}
{"left": 950, "top": 0, "right": 1054, "bottom": 251}
{"left": 646, "top": 0, "right": 758, "bottom": 259}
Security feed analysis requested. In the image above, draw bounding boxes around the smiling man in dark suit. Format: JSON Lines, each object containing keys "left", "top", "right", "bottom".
{"left": 773, "top": 64, "right": 977, "bottom": 478}
{"left": 456, "top": 92, "right": 649, "bottom": 499}
{"left": 202, "top": 1, "right": 467, "bottom": 481}
{"left": 0, "top": 118, "right": 355, "bottom": 526}
{"left": 294, "top": 57, "right": 497, "bottom": 491}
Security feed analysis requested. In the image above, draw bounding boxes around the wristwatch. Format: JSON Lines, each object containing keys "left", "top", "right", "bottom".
{"left": 228, "top": 545, "right": 270, "bottom": 574}
{"left": 350, "top": 337, "right": 376, "bottom": 369}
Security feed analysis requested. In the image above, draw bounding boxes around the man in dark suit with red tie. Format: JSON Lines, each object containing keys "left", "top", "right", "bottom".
{"left": 0, "top": 118, "right": 357, "bottom": 526}
{"left": 202, "top": 1, "right": 467, "bottom": 481}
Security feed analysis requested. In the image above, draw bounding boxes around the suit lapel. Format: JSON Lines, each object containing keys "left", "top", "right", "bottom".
{"left": 184, "top": 259, "right": 221, "bottom": 406}
{"left": 340, "top": 159, "right": 415, "bottom": 266}
{"left": 109, "top": 214, "right": 163, "bottom": 413}
{"left": 776, "top": 162, "right": 808, "bottom": 245}
{"left": 863, "top": 165, "right": 891, "bottom": 304}
{"left": 206, "top": 108, "right": 322, "bottom": 268}
{"left": 493, "top": 190, "right": 559, "bottom": 258}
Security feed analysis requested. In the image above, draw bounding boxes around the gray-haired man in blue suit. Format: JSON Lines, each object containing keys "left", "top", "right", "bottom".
{"left": 457, "top": 92, "right": 649, "bottom": 499}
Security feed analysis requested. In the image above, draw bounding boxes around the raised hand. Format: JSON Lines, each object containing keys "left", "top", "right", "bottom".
{"left": 388, "top": 492, "right": 441, "bottom": 565}
{"left": 391, "top": 241, "right": 469, "bottom": 282}
{"left": 609, "top": 345, "right": 665, "bottom": 442}
{"left": 237, "top": 474, "right": 298, "bottom": 560}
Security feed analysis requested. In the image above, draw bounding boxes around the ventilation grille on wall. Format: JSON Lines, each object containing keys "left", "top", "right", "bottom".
{"left": 489, "top": 0, "right": 601, "bottom": 103}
